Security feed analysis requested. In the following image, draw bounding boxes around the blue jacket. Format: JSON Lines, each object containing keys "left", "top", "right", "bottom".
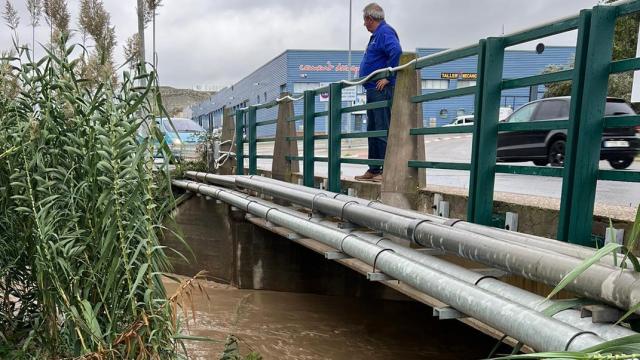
{"left": 359, "top": 20, "right": 402, "bottom": 90}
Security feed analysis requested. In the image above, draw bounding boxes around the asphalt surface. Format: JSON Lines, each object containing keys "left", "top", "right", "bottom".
{"left": 256, "top": 134, "right": 640, "bottom": 209}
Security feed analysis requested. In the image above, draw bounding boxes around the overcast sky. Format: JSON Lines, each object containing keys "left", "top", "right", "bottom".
{"left": 0, "top": 0, "right": 599, "bottom": 89}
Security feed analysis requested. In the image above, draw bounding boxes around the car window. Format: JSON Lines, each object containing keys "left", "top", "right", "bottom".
{"left": 605, "top": 101, "right": 635, "bottom": 116}
{"left": 533, "top": 100, "right": 568, "bottom": 121}
{"left": 162, "top": 118, "right": 205, "bottom": 132}
{"left": 507, "top": 103, "right": 538, "bottom": 123}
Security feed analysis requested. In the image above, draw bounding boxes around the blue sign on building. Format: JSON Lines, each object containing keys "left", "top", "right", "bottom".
{"left": 192, "top": 47, "right": 575, "bottom": 135}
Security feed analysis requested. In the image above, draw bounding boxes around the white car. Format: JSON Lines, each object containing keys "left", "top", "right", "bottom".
{"left": 443, "top": 115, "right": 474, "bottom": 127}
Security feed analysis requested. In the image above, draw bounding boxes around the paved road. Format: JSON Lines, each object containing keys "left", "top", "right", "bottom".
{"left": 256, "top": 134, "right": 640, "bottom": 209}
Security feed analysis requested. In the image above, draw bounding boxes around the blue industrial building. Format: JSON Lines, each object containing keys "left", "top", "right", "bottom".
{"left": 191, "top": 47, "right": 574, "bottom": 135}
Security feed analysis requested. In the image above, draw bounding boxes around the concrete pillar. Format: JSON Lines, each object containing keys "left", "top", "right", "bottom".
{"left": 272, "top": 92, "right": 299, "bottom": 182}
{"left": 381, "top": 53, "right": 426, "bottom": 209}
{"left": 219, "top": 107, "right": 236, "bottom": 175}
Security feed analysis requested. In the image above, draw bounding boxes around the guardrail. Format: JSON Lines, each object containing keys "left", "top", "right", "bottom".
{"left": 235, "top": 0, "right": 640, "bottom": 246}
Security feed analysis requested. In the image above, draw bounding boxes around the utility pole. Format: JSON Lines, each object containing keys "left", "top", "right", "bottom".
{"left": 348, "top": 0, "right": 352, "bottom": 81}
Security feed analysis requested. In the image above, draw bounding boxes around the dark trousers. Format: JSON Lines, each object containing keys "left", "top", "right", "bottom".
{"left": 365, "top": 86, "right": 393, "bottom": 173}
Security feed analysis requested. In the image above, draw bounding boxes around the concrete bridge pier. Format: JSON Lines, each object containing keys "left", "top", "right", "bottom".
{"left": 164, "top": 195, "right": 407, "bottom": 300}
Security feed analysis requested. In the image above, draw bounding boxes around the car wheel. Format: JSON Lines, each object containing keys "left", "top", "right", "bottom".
{"left": 533, "top": 159, "right": 548, "bottom": 166}
{"left": 608, "top": 157, "right": 634, "bottom": 170}
{"left": 547, "top": 139, "right": 566, "bottom": 167}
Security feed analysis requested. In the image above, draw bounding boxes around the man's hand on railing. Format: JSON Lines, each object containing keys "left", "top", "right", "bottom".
{"left": 376, "top": 78, "right": 390, "bottom": 91}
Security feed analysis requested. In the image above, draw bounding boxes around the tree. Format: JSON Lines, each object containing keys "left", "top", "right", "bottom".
{"left": 26, "top": 0, "right": 43, "bottom": 57}
{"left": 3, "top": 1, "right": 20, "bottom": 32}
{"left": 544, "top": 2, "right": 639, "bottom": 104}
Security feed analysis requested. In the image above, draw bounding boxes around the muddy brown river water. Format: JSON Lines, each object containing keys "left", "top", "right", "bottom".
{"left": 165, "top": 279, "right": 500, "bottom": 359}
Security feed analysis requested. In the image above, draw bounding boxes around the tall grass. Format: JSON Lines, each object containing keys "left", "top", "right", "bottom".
{"left": 0, "top": 40, "right": 183, "bottom": 358}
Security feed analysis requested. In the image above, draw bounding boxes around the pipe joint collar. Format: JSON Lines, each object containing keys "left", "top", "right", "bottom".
{"left": 407, "top": 219, "right": 430, "bottom": 244}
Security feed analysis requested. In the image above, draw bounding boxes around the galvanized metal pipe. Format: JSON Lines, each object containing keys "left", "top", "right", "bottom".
{"left": 222, "top": 173, "right": 626, "bottom": 267}
{"left": 182, "top": 178, "right": 635, "bottom": 340}
{"left": 186, "top": 173, "right": 640, "bottom": 313}
{"left": 173, "top": 179, "right": 608, "bottom": 351}
{"left": 185, "top": 172, "right": 624, "bottom": 267}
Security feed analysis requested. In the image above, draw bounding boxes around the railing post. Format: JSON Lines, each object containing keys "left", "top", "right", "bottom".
{"left": 303, "top": 90, "right": 316, "bottom": 187}
{"left": 218, "top": 107, "right": 235, "bottom": 175}
{"left": 559, "top": 6, "right": 616, "bottom": 245}
{"left": 467, "top": 37, "right": 505, "bottom": 225}
{"left": 381, "top": 53, "right": 425, "bottom": 209}
{"left": 235, "top": 109, "right": 244, "bottom": 175}
{"left": 248, "top": 106, "right": 257, "bottom": 175}
{"left": 272, "top": 92, "right": 299, "bottom": 182}
{"left": 328, "top": 83, "right": 343, "bottom": 192}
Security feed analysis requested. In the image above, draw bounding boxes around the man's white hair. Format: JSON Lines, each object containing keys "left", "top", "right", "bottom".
{"left": 363, "top": 3, "right": 385, "bottom": 21}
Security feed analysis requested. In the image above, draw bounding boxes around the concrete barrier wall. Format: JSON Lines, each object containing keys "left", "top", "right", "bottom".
{"left": 163, "top": 195, "right": 408, "bottom": 300}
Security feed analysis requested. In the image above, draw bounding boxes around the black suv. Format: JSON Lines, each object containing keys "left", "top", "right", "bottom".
{"left": 496, "top": 97, "right": 640, "bottom": 169}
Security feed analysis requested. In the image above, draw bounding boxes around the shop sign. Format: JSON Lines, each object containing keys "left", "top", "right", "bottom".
{"left": 440, "top": 72, "right": 477, "bottom": 80}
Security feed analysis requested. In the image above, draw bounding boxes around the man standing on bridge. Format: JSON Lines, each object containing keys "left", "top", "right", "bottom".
{"left": 354, "top": 2, "right": 402, "bottom": 182}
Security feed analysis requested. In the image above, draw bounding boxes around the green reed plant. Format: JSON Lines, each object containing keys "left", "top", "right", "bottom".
{"left": 0, "top": 40, "right": 186, "bottom": 358}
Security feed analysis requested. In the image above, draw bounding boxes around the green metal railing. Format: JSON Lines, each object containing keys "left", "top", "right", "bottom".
{"left": 407, "top": 2, "right": 640, "bottom": 245}
{"left": 236, "top": 0, "right": 640, "bottom": 246}
{"left": 235, "top": 99, "right": 283, "bottom": 175}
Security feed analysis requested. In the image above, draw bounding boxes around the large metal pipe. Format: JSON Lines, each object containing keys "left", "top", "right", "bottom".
{"left": 232, "top": 173, "right": 627, "bottom": 267}
{"left": 173, "top": 179, "right": 608, "bottom": 352}
{"left": 179, "top": 178, "right": 635, "bottom": 340}
{"left": 186, "top": 171, "right": 625, "bottom": 267}
{"left": 186, "top": 173, "right": 640, "bottom": 313}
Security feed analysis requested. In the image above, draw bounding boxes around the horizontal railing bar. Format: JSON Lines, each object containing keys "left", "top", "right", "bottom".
{"left": 255, "top": 137, "right": 276, "bottom": 143}
{"left": 315, "top": 157, "right": 328, "bottom": 162}
{"left": 255, "top": 155, "right": 274, "bottom": 159}
{"left": 410, "top": 126, "right": 474, "bottom": 135}
{"left": 286, "top": 136, "right": 303, "bottom": 141}
{"left": 501, "top": 69, "right": 573, "bottom": 90}
{"left": 313, "top": 86, "right": 329, "bottom": 95}
{"left": 341, "top": 130, "right": 388, "bottom": 139}
{"left": 407, "top": 161, "right": 471, "bottom": 170}
{"left": 503, "top": 15, "right": 580, "bottom": 47}
{"left": 256, "top": 119, "right": 278, "bottom": 126}
{"left": 609, "top": 57, "right": 640, "bottom": 74}
{"left": 340, "top": 70, "right": 392, "bottom": 89}
{"left": 598, "top": 169, "right": 640, "bottom": 182}
{"left": 314, "top": 134, "right": 329, "bottom": 140}
{"left": 314, "top": 111, "right": 329, "bottom": 117}
{"left": 616, "top": 0, "right": 640, "bottom": 17}
{"left": 603, "top": 114, "right": 640, "bottom": 128}
{"left": 254, "top": 100, "right": 279, "bottom": 110}
{"left": 288, "top": 114, "right": 304, "bottom": 122}
{"left": 340, "top": 158, "right": 384, "bottom": 166}
{"left": 285, "top": 155, "right": 303, "bottom": 161}
{"left": 498, "top": 119, "right": 568, "bottom": 131}
{"left": 411, "top": 86, "right": 476, "bottom": 103}
{"left": 414, "top": 45, "right": 479, "bottom": 69}
{"left": 495, "top": 164, "right": 563, "bottom": 177}
{"left": 342, "top": 100, "right": 391, "bottom": 113}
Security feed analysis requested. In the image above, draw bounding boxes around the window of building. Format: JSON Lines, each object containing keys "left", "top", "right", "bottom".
{"left": 280, "top": 83, "right": 287, "bottom": 93}
{"left": 457, "top": 80, "right": 477, "bottom": 88}
{"left": 264, "top": 92, "right": 267, "bottom": 102}
{"left": 421, "top": 79, "right": 449, "bottom": 90}
{"left": 257, "top": 95, "right": 260, "bottom": 103}
{"left": 293, "top": 82, "right": 321, "bottom": 94}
